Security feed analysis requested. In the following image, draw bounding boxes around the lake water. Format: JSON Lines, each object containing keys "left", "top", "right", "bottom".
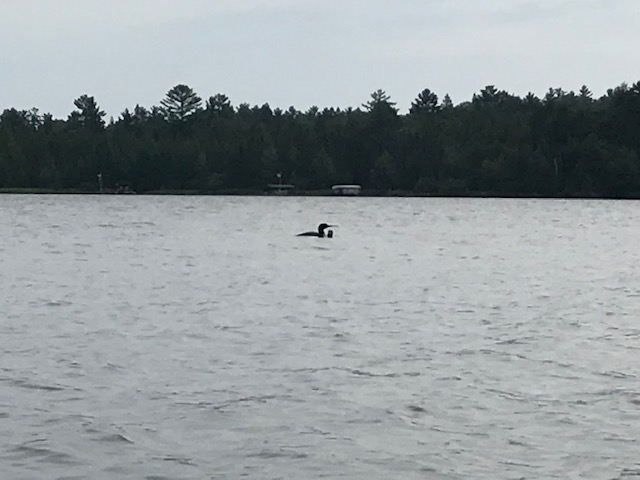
{"left": 2, "top": 194, "right": 640, "bottom": 479}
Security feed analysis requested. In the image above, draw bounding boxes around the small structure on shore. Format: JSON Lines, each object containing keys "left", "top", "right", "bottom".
{"left": 97, "top": 173, "right": 136, "bottom": 194}
{"left": 331, "top": 184, "right": 361, "bottom": 196}
{"left": 266, "top": 183, "right": 295, "bottom": 195}
{"left": 115, "top": 184, "right": 136, "bottom": 194}
{"left": 267, "top": 172, "right": 295, "bottom": 195}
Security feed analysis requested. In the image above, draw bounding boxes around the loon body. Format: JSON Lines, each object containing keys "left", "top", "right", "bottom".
{"left": 297, "top": 223, "right": 334, "bottom": 237}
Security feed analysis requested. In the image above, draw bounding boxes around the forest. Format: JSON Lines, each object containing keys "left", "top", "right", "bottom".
{"left": 1, "top": 81, "right": 639, "bottom": 197}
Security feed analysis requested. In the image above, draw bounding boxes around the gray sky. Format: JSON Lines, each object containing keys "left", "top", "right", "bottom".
{"left": 2, "top": 0, "right": 639, "bottom": 119}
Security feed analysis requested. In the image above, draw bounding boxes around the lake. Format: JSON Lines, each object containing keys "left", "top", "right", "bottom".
{"left": 2, "top": 194, "right": 640, "bottom": 479}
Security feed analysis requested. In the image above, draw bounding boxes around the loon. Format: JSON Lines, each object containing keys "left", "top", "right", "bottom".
{"left": 297, "top": 223, "right": 335, "bottom": 237}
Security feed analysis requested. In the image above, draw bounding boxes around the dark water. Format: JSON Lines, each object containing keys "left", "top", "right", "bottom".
{"left": 2, "top": 194, "right": 640, "bottom": 479}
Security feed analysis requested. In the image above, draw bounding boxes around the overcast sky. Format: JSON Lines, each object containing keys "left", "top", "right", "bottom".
{"left": 1, "top": 0, "right": 639, "bottom": 119}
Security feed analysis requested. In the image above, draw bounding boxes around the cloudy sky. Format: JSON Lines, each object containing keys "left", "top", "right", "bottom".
{"left": 1, "top": 0, "right": 639, "bottom": 119}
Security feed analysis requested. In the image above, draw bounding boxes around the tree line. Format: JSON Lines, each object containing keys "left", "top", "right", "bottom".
{"left": 1, "top": 81, "right": 640, "bottom": 197}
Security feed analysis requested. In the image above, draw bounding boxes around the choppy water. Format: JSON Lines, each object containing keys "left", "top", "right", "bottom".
{"left": 2, "top": 194, "right": 640, "bottom": 479}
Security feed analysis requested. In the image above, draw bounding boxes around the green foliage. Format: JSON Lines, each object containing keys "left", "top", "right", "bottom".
{"left": 161, "top": 84, "right": 202, "bottom": 123}
{"left": 68, "top": 95, "right": 105, "bottom": 130}
{"left": 410, "top": 89, "right": 439, "bottom": 114}
{"left": 206, "top": 94, "right": 233, "bottom": 118}
{"left": 363, "top": 89, "right": 398, "bottom": 115}
{"left": 1, "top": 81, "right": 640, "bottom": 197}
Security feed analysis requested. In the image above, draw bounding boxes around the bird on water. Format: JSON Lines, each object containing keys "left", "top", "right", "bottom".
{"left": 297, "top": 223, "right": 335, "bottom": 237}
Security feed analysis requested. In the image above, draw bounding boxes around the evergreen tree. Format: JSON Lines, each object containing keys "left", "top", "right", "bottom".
{"left": 410, "top": 89, "right": 439, "bottom": 114}
{"left": 363, "top": 89, "right": 398, "bottom": 114}
{"left": 206, "top": 94, "right": 233, "bottom": 118}
{"left": 161, "top": 84, "right": 202, "bottom": 122}
{"left": 68, "top": 95, "right": 105, "bottom": 130}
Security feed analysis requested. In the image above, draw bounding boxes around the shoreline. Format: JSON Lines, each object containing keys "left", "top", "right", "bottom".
{"left": 1, "top": 188, "right": 640, "bottom": 200}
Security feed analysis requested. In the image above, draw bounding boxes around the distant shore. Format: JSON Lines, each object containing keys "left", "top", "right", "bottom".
{"left": 2, "top": 188, "right": 640, "bottom": 200}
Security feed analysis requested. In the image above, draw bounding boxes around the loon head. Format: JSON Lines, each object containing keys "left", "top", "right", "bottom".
{"left": 317, "top": 223, "right": 336, "bottom": 237}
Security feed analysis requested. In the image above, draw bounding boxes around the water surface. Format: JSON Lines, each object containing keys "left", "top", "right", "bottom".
{"left": 2, "top": 194, "right": 640, "bottom": 479}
